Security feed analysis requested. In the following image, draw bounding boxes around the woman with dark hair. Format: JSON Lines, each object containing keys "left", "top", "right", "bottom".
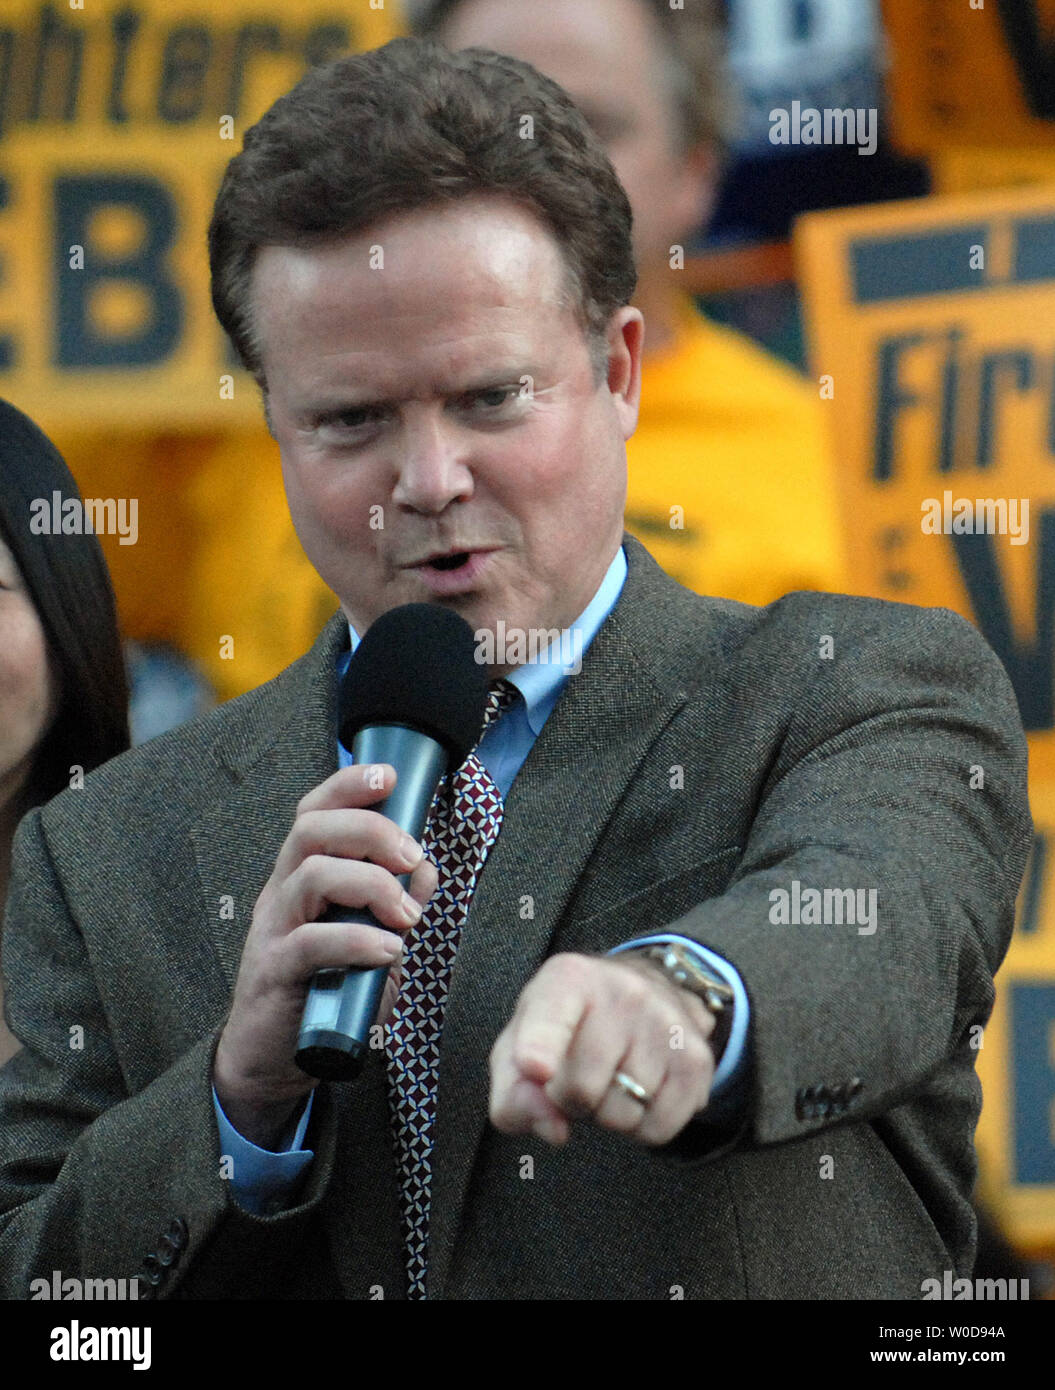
{"left": 0, "top": 398, "right": 130, "bottom": 1062}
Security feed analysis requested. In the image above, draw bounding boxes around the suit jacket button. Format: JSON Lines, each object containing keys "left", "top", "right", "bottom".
{"left": 167, "top": 1217, "right": 189, "bottom": 1249}
{"left": 157, "top": 1234, "right": 179, "bottom": 1268}
{"left": 795, "top": 1086, "right": 817, "bottom": 1121}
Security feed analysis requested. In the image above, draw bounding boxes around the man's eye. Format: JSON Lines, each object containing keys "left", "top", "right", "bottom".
{"left": 463, "top": 386, "right": 522, "bottom": 413}
{"left": 334, "top": 409, "right": 377, "bottom": 429}
{"left": 315, "top": 407, "right": 383, "bottom": 439}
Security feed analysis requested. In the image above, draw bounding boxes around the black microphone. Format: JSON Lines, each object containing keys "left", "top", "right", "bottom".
{"left": 294, "top": 603, "right": 489, "bottom": 1081}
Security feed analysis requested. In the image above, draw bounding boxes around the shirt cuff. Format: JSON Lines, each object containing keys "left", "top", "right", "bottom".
{"left": 212, "top": 1086, "right": 316, "bottom": 1217}
{"left": 606, "top": 934, "right": 750, "bottom": 1098}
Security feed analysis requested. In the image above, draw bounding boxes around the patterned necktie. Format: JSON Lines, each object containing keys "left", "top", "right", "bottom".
{"left": 385, "top": 678, "right": 519, "bottom": 1300}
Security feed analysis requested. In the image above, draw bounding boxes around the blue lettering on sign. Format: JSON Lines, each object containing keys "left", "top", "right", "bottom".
{"left": 1014, "top": 215, "right": 1055, "bottom": 284}
{"left": 1018, "top": 833, "right": 1049, "bottom": 939}
{"left": 871, "top": 329, "right": 1055, "bottom": 482}
{"left": 1011, "top": 982, "right": 1055, "bottom": 1184}
{"left": 852, "top": 230, "right": 991, "bottom": 304}
{"left": 951, "top": 520, "right": 1055, "bottom": 732}
{"left": 53, "top": 173, "right": 182, "bottom": 368}
{"left": 852, "top": 217, "right": 1055, "bottom": 306}
{"left": 996, "top": 0, "right": 1055, "bottom": 121}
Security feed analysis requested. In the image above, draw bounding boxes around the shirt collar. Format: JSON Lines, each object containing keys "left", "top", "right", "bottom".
{"left": 344, "top": 544, "right": 628, "bottom": 735}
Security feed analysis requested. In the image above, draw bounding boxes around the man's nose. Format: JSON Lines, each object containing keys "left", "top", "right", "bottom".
{"left": 391, "top": 410, "right": 474, "bottom": 514}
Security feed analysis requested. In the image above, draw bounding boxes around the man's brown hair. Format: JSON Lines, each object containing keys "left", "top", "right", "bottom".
{"left": 209, "top": 36, "right": 636, "bottom": 387}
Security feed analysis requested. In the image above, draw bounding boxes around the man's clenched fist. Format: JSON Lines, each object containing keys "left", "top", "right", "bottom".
{"left": 488, "top": 952, "right": 717, "bottom": 1147}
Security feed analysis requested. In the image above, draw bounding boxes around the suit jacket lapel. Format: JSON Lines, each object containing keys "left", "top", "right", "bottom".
{"left": 191, "top": 611, "right": 348, "bottom": 992}
{"left": 189, "top": 614, "right": 409, "bottom": 1299}
{"left": 427, "top": 537, "right": 690, "bottom": 1296}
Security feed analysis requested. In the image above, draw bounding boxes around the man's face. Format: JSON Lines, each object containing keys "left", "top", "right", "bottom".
{"left": 252, "top": 196, "right": 642, "bottom": 658}
{"left": 437, "top": 0, "right": 714, "bottom": 265}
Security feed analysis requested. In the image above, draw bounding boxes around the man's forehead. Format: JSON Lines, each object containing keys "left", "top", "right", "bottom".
{"left": 252, "top": 198, "right": 577, "bottom": 381}
{"left": 253, "top": 196, "right": 568, "bottom": 304}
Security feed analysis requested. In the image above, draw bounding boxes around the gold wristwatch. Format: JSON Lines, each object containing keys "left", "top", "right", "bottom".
{"left": 627, "top": 941, "right": 735, "bottom": 1063}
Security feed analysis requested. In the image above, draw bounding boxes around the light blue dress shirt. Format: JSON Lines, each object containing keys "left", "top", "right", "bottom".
{"left": 214, "top": 544, "right": 750, "bottom": 1212}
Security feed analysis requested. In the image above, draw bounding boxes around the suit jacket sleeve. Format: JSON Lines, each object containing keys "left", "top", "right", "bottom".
{"left": 0, "top": 808, "right": 342, "bottom": 1300}
{"left": 655, "top": 601, "right": 1031, "bottom": 1154}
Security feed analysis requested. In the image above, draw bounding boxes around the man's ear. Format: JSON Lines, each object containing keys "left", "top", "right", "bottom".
{"left": 605, "top": 307, "right": 645, "bottom": 442}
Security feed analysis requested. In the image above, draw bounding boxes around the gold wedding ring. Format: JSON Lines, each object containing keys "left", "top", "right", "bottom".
{"left": 613, "top": 1071, "right": 652, "bottom": 1106}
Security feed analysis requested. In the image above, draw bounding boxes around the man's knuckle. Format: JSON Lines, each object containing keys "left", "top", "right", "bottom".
{"left": 279, "top": 928, "right": 312, "bottom": 979}
{"left": 544, "top": 952, "right": 590, "bottom": 986}
{"left": 299, "top": 850, "right": 332, "bottom": 882}
{"left": 626, "top": 978, "right": 655, "bottom": 1011}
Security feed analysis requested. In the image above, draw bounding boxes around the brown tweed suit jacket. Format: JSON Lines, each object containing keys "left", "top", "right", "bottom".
{"left": 0, "top": 536, "right": 1032, "bottom": 1299}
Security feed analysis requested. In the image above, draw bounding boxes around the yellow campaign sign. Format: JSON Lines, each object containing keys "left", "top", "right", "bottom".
{"left": 0, "top": 0, "right": 403, "bottom": 426}
{"left": 978, "top": 778, "right": 1055, "bottom": 1249}
{"left": 882, "top": 0, "right": 1055, "bottom": 155}
{"left": 796, "top": 184, "right": 1055, "bottom": 1250}
{"left": 934, "top": 148, "right": 1055, "bottom": 197}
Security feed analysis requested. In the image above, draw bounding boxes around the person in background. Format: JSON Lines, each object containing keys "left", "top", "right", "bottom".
{"left": 415, "top": 0, "right": 847, "bottom": 602}
{"left": 0, "top": 400, "right": 130, "bottom": 1065}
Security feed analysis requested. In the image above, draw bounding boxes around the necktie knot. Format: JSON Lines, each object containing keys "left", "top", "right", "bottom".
{"left": 482, "top": 678, "right": 519, "bottom": 735}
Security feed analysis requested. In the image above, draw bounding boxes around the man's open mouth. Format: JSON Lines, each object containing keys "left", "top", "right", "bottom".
{"left": 427, "top": 552, "right": 471, "bottom": 571}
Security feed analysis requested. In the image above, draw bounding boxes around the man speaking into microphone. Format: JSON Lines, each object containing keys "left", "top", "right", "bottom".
{"left": 0, "top": 37, "right": 1032, "bottom": 1301}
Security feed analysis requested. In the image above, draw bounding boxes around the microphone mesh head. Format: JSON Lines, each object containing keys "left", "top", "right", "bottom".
{"left": 339, "top": 604, "right": 490, "bottom": 772}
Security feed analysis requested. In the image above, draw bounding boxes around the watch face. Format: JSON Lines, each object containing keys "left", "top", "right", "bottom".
{"left": 655, "top": 946, "right": 733, "bottom": 1009}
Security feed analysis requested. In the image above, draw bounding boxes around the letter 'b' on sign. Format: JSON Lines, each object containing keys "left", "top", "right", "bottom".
{"left": 54, "top": 175, "right": 182, "bottom": 368}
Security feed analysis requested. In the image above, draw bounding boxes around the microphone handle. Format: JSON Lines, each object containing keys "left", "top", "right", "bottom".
{"left": 294, "top": 724, "right": 447, "bottom": 1081}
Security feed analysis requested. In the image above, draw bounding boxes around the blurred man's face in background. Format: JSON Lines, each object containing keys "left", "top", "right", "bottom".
{"left": 252, "top": 196, "right": 642, "bottom": 656}
{"left": 436, "top": 0, "right": 715, "bottom": 280}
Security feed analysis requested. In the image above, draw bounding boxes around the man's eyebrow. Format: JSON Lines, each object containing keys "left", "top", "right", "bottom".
{"left": 305, "top": 371, "right": 536, "bottom": 414}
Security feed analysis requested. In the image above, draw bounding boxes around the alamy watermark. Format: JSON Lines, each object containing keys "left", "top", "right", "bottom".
{"left": 30, "top": 491, "right": 138, "bottom": 546}
{"left": 922, "top": 1271, "right": 1029, "bottom": 1301}
{"left": 921, "top": 492, "right": 1028, "bottom": 546}
{"left": 31, "top": 1270, "right": 140, "bottom": 1300}
{"left": 769, "top": 880, "right": 878, "bottom": 935}
{"left": 49, "top": 1320, "right": 151, "bottom": 1370}
{"left": 769, "top": 101, "right": 878, "bottom": 156}
{"left": 474, "top": 622, "right": 583, "bottom": 675}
